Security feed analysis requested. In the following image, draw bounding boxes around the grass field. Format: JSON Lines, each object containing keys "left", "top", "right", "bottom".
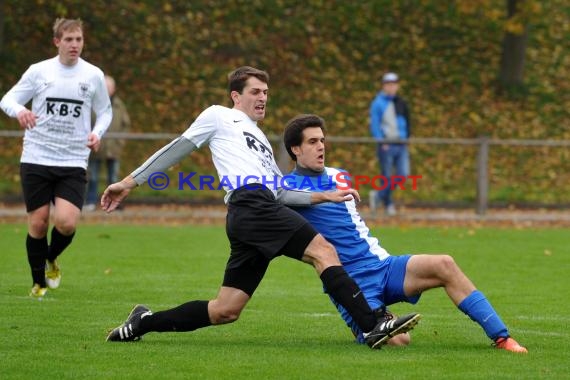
{"left": 1, "top": 223, "right": 568, "bottom": 379}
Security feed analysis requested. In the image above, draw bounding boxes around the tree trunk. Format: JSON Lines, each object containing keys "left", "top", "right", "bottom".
{"left": 0, "top": 3, "right": 4, "bottom": 54}
{"left": 499, "top": 0, "right": 528, "bottom": 88}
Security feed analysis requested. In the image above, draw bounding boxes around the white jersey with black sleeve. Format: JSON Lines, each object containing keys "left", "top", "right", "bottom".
{"left": 182, "top": 105, "right": 283, "bottom": 201}
{"left": 0, "top": 56, "right": 112, "bottom": 169}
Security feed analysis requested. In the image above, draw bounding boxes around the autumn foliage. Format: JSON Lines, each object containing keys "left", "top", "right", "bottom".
{"left": 0, "top": 1, "right": 568, "bottom": 205}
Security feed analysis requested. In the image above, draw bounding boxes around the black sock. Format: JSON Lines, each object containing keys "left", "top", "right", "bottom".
{"left": 26, "top": 234, "right": 48, "bottom": 287}
{"left": 47, "top": 227, "right": 75, "bottom": 262}
{"left": 320, "top": 266, "right": 376, "bottom": 332}
{"left": 140, "top": 300, "right": 211, "bottom": 333}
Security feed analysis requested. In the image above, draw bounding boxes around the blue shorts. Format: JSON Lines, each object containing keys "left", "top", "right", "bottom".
{"left": 331, "top": 254, "right": 421, "bottom": 343}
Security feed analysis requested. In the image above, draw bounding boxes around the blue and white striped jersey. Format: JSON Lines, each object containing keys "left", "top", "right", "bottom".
{"left": 285, "top": 167, "right": 390, "bottom": 271}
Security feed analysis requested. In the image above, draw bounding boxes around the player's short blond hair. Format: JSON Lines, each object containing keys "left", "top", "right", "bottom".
{"left": 52, "top": 18, "right": 83, "bottom": 39}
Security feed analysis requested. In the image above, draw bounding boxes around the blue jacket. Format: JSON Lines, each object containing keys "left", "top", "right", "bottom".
{"left": 369, "top": 92, "right": 411, "bottom": 139}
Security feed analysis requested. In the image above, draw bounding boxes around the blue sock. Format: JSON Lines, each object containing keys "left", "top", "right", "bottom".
{"left": 458, "top": 290, "right": 508, "bottom": 340}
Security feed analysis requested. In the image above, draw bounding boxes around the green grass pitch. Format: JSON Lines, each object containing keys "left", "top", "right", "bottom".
{"left": 1, "top": 223, "right": 568, "bottom": 379}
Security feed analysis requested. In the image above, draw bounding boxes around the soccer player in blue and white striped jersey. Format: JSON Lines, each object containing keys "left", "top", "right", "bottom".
{"left": 283, "top": 114, "right": 527, "bottom": 353}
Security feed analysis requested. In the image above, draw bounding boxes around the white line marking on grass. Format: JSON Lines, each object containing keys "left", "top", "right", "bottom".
{"left": 302, "top": 313, "right": 337, "bottom": 318}
{"left": 514, "top": 315, "right": 570, "bottom": 322}
{"left": 414, "top": 313, "right": 570, "bottom": 323}
{"left": 513, "top": 329, "right": 568, "bottom": 337}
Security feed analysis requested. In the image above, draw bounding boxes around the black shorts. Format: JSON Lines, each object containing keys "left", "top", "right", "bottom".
{"left": 223, "top": 185, "right": 318, "bottom": 296}
{"left": 20, "top": 163, "right": 87, "bottom": 212}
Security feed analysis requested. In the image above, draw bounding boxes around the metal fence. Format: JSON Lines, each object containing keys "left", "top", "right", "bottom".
{"left": 1, "top": 130, "right": 569, "bottom": 214}
{"left": 318, "top": 136, "right": 570, "bottom": 214}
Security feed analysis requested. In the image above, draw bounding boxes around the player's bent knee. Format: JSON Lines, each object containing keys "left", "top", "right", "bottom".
{"left": 210, "top": 313, "right": 240, "bottom": 325}
{"left": 304, "top": 234, "right": 340, "bottom": 266}
{"left": 208, "top": 302, "right": 243, "bottom": 325}
{"left": 55, "top": 224, "right": 76, "bottom": 236}
{"left": 437, "top": 255, "right": 460, "bottom": 276}
{"left": 29, "top": 219, "right": 49, "bottom": 236}
{"left": 52, "top": 217, "right": 78, "bottom": 235}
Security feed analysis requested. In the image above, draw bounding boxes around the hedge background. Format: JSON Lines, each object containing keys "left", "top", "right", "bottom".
{"left": 1, "top": 1, "right": 568, "bottom": 206}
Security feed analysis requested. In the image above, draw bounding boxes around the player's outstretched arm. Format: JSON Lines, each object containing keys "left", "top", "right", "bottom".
{"left": 311, "top": 188, "right": 360, "bottom": 204}
{"left": 101, "top": 176, "right": 137, "bottom": 213}
{"left": 275, "top": 188, "right": 360, "bottom": 206}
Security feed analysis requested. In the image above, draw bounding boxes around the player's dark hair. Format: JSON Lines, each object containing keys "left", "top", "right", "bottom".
{"left": 227, "top": 66, "right": 269, "bottom": 105}
{"left": 283, "top": 114, "right": 326, "bottom": 161}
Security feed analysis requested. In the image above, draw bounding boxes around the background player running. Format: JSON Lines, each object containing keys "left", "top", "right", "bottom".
{"left": 0, "top": 18, "right": 112, "bottom": 298}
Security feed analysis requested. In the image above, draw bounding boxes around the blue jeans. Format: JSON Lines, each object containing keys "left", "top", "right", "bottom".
{"left": 86, "top": 158, "right": 120, "bottom": 205}
{"left": 376, "top": 143, "right": 410, "bottom": 207}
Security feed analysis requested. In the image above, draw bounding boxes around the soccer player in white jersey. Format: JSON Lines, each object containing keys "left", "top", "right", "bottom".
{"left": 282, "top": 114, "right": 528, "bottom": 353}
{"left": 0, "top": 18, "right": 112, "bottom": 299}
{"left": 102, "top": 66, "right": 419, "bottom": 348}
